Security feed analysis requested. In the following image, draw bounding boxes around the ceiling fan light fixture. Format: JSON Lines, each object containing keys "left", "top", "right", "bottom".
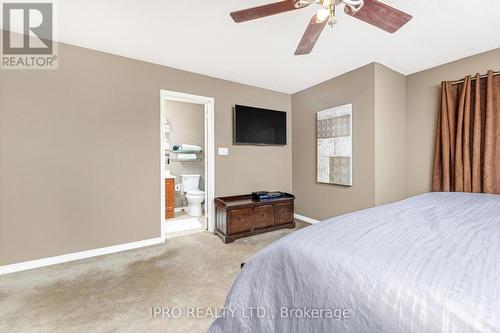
{"left": 316, "top": 7, "right": 331, "bottom": 22}
{"left": 342, "top": 0, "right": 364, "bottom": 13}
{"left": 294, "top": 0, "right": 318, "bottom": 8}
{"left": 231, "top": 0, "right": 412, "bottom": 55}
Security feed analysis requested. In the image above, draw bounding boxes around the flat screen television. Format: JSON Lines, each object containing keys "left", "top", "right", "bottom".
{"left": 233, "top": 105, "right": 287, "bottom": 145}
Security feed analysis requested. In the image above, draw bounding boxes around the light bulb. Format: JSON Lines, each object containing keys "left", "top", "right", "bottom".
{"left": 316, "top": 7, "right": 330, "bottom": 22}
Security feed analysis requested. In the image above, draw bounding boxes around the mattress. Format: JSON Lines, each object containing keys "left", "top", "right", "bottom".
{"left": 208, "top": 192, "right": 500, "bottom": 333}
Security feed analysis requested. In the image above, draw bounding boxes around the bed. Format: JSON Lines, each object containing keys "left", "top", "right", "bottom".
{"left": 208, "top": 193, "right": 500, "bottom": 333}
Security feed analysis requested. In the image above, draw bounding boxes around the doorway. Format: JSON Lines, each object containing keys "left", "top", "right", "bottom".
{"left": 160, "top": 90, "right": 215, "bottom": 240}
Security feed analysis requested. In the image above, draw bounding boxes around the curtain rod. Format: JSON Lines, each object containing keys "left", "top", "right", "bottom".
{"left": 450, "top": 71, "right": 500, "bottom": 86}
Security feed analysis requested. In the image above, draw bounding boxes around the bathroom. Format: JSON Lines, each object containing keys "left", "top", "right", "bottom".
{"left": 163, "top": 99, "right": 206, "bottom": 236}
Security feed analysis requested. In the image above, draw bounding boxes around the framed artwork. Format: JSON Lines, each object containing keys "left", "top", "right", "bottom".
{"left": 317, "top": 104, "right": 352, "bottom": 186}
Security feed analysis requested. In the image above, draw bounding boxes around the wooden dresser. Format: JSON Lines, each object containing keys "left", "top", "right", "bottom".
{"left": 165, "top": 178, "right": 175, "bottom": 219}
{"left": 214, "top": 193, "right": 295, "bottom": 243}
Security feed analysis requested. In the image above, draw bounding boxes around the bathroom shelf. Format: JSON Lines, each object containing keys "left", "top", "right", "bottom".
{"left": 170, "top": 158, "right": 202, "bottom": 162}
{"left": 169, "top": 150, "right": 202, "bottom": 154}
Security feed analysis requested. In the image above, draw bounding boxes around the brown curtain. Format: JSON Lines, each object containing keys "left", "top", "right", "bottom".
{"left": 432, "top": 70, "right": 500, "bottom": 194}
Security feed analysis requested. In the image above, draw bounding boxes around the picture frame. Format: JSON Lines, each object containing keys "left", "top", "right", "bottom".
{"left": 316, "top": 104, "right": 353, "bottom": 186}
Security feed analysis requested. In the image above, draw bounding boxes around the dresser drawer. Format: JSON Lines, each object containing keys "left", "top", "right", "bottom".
{"left": 253, "top": 205, "right": 274, "bottom": 230}
{"left": 228, "top": 208, "right": 253, "bottom": 234}
{"left": 275, "top": 202, "right": 294, "bottom": 225}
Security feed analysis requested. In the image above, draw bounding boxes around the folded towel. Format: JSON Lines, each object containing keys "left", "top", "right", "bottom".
{"left": 177, "top": 154, "right": 198, "bottom": 161}
{"left": 180, "top": 144, "right": 202, "bottom": 151}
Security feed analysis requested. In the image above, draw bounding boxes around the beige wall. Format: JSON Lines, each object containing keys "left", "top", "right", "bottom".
{"left": 292, "top": 64, "right": 376, "bottom": 220}
{"left": 405, "top": 48, "right": 500, "bottom": 196}
{"left": 292, "top": 63, "right": 408, "bottom": 220}
{"left": 164, "top": 100, "right": 205, "bottom": 208}
{"left": 374, "top": 64, "right": 406, "bottom": 205}
{"left": 0, "top": 41, "right": 291, "bottom": 265}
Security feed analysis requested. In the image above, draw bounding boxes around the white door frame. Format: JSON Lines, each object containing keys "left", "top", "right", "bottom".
{"left": 160, "top": 90, "right": 215, "bottom": 240}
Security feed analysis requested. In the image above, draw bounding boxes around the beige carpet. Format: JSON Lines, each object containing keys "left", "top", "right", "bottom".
{"left": 0, "top": 221, "right": 308, "bottom": 333}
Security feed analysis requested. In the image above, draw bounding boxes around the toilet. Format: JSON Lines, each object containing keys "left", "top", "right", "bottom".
{"left": 181, "top": 174, "right": 205, "bottom": 217}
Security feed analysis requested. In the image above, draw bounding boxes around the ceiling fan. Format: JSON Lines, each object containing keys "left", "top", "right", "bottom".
{"left": 230, "top": 0, "right": 412, "bottom": 55}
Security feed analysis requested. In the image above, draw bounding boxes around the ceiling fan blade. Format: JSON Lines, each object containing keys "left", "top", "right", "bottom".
{"left": 344, "top": 0, "right": 412, "bottom": 33}
{"left": 231, "top": 0, "right": 303, "bottom": 23}
{"left": 295, "top": 15, "right": 328, "bottom": 55}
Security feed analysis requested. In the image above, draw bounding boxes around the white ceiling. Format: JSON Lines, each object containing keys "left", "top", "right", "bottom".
{"left": 53, "top": 0, "right": 500, "bottom": 93}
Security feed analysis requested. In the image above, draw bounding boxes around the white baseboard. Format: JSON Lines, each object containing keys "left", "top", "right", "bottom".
{"left": 294, "top": 213, "right": 321, "bottom": 224}
{"left": 0, "top": 237, "right": 164, "bottom": 276}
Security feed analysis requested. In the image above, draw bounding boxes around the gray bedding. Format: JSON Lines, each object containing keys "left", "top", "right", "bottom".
{"left": 208, "top": 193, "right": 500, "bottom": 333}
